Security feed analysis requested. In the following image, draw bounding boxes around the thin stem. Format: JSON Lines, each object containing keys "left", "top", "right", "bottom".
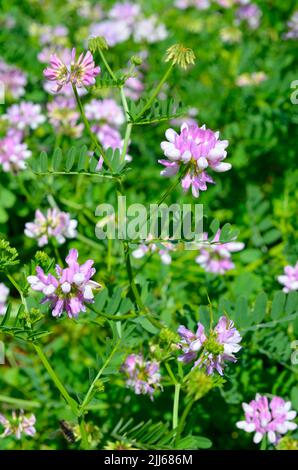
{"left": 135, "top": 64, "right": 174, "bottom": 121}
{"left": 33, "top": 344, "right": 78, "bottom": 415}
{"left": 173, "top": 383, "right": 181, "bottom": 431}
{"left": 120, "top": 86, "right": 132, "bottom": 162}
{"left": 98, "top": 49, "right": 116, "bottom": 81}
{"left": 6, "top": 273, "right": 30, "bottom": 326}
{"left": 72, "top": 85, "right": 113, "bottom": 173}
{"left": 36, "top": 171, "right": 119, "bottom": 181}
{"left": 175, "top": 399, "right": 194, "bottom": 443}
{"left": 0, "top": 395, "right": 40, "bottom": 409}
{"left": 80, "top": 341, "right": 120, "bottom": 414}
{"left": 165, "top": 363, "right": 178, "bottom": 384}
{"left": 79, "top": 417, "right": 89, "bottom": 450}
{"left": 107, "top": 238, "right": 113, "bottom": 273}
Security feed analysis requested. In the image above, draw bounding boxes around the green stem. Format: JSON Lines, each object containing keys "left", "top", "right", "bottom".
{"left": 107, "top": 238, "right": 113, "bottom": 273}
{"left": 98, "top": 49, "right": 116, "bottom": 81}
{"left": 135, "top": 64, "right": 174, "bottom": 121}
{"left": 175, "top": 399, "right": 194, "bottom": 443}
{"left": 6, "top": 273, "right": 30, "bottom": 326}
{"left": 0, "top": 395, "right": 40, "bottom": 409}
{"left": 260, "top": 435, "right": 267, "bottom": 450}
{"left": 79, "top": 417, "right": 89, "bottom": 450}
{"left": 33, "top": 344, "right": 78, "bottom": 415}
{"left": 165, "top": 363, "right": 178, "bottom": 384}
{"left": 72, "top": 85, "right": 113, "bottom": 173}
{"left": 173, "top": 383, "right": 181, "bottom": 431}
{"left": 120, "top": 86, "right": 132, "bottom": 163}
{"left": 80, "top": 341, "right": 120, "bottom": 414}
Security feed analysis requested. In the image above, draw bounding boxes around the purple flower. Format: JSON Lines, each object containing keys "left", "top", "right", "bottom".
{"left": 236, "top": 4, "right": 262, "bottom": 30}
{"left": 89, "top": 20, "right": 131, "bottom": 47}
{"left": 109, "top": 2, "right": 141, "bottom": 25}
{"left": 124, "top": 75, "right": 144, "bottom": 101}
{"left": 0, "top": 410, "right": 36, "bottom": 439}
{"left": 284, "top": 11, "right": 298, "bottom": 40}
{"left": 175, "top": 0, "right": 210, "bottom": 10}
{"left": 0, "top": 283, "right": 9, "bottom": 315}
{"left": 85, "top": 99, "right": 124, "bottom": 127}
{"left": 0, "top": 60, "right": 27, "bottom": 99}
{"left": 195, "top": 229, "right": 245, "bottom": 274}
{"left": 27, "top": 249, "right": 101, "bottom": 318}
{"left": 236, "top": 394, "right": 297, "bottom": 445}
{"left": 177, "top": 316, "right": 242, "bottom": 375}
{"left": 133, "top": 16, "right": 168, "bottom": 43}
{"left": 277, "top": 262, "right": 298, "bottom": 293}
{"left": 122, "top": 354, "right": 161, "bottom": 399}
{"left": 47, "top": 96, "right": 83, "bottom": 137}
{"left": 0, "top": 132, "right": 31, "bottom": 173}
{"left": 44, "top": 48, "right": 100, "bottom": 92}
{"left": 159, "top": 123, "right": 230, "bottom": 198}
{"left": 132, "top": 234, "right": 175, "bottom": 265}
{"left": 25, "top": 208, "right": 78, "bottom": 247}
{"left": 92, "top": 124, "right": 132, "bottom": 165}
{"left": 4, "top": 102, "right": 45, "bottom": 131}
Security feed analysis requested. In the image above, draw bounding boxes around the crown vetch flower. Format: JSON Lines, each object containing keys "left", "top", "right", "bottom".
{"left": 85, "top": 99, "right": 125, "bottom": 127}
{"left": 25, "top": 208, "right": 77, "bottom": 247}
{"left": 0, "top": 60, "right": 27, "bottom": 99}
{"left": 132, "top": 234, "right": 175, "bottom": 265}
{"left": 122, "top": 354, "right": 161, "bottom": 399}
{"left": 236, "top": 394, "right": 297, "bottom": 445}
{"left": 178, "top": 316, "right": 242, "bottom": 375}
{"left": 4, "top": 102, "right": 45, "bottom": 131}
{"left": 284, "top": 11, "right": 298, "bottom": 40}
{"left": 0, "top": 410, "right": 36, "bottom": 439}
{"left": 47, "top": 96, "right": 83, "bottom": 137}
{"left": 0, "top": 132, "right": 31, "bottom": 173}
{"left": 277, "top": 262, "right": 298, "bottom": 293}
{"left": 0, "top": 283, "right": 9, "bottom": 315}
{"left": 196, "top": 229, "right": 245, "bottom": 274}
{"left": 27, "top": 249, "right": 101, "bottom": 318}
{"left": 159, "top": 123, "right": 230, "bottom": 198}
{"left": 44, "top": 48, "right": 100, "bottom": 92}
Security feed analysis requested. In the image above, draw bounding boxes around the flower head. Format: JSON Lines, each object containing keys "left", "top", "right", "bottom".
{"left": 25, "top": 208, "right": 77, "bottom": 247}
{"left": 132, "top": 234, "right": 175, "bottom": 265}
{"left": 109, "top": 2, "right": 141, "bottom": 25}
{"left": 177, "top": 316, "right": 242, "bottom": 375}
{"left": 44, "top": 48, "right": 100, "bottom": 92}
{"left": 0, "top": 283, "right": 9, "bottom": 315}
{"left": 236, "top": 4, "right": 262, "bottom": 30}
{"left": 277, "top": 262, "right": 298, "bottom": 293}
{"left": 159, "top": 123, "right": 230, "bottom": 198}
{"left": 236, "top": 394, "right": 297, "bottom": 445}
{"left": 89, "top": 20, "right": 131, "bottom": 47}
{"left": 0, "top": 132, "right": 31, "bottom": 173}
{"left": 85, "top": 99, "right": 124, "bottom": 127}
{"left": 122, "top": 354, "right": 161, "bottom": 399}
{"left": 47, "top": 96, "right": 83, "bottom": 137}
{"left": 165, "top": 44, "right": 196, "bottom": 70}
{"left": 195, "top": 229, "right": 244, "bottom": 274}
{"left": 0, "top": 410, "right": 36, "bottom": 439}
{"left": 284, "top": 11, "right": 298, "bottom": 40}
{"left": 4, "top": 102, "right": 45, "bottom": 131}
{"left": 27, "top": 249, "right": 101, "bottom": 318}
{"left": 0, "top": 60, "right": 27, "bottom": 99}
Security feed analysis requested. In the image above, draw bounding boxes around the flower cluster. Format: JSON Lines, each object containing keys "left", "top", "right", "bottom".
{"left": 24, "top": 208, "right": 77, "bottom": 247}
{"left": 0, "top": 283, "right": 9, "bottom": 315}
{"left": 0, "top": 132, "right": 31, "bottom": 172}
{"left": 277, "top": 262, "right": 298, "bottom": 293}
{"left": 178, "top": 316, "right": 242, "bottom": 375}
{"left": 47, "top": 96, "right": 83, "bottom": 137}
{"left": 44, "top": 48, "right": 100, "bottom": 92}
{"left": 159, "top": 123, "right": 231, "bottom": 198}
{"left": 284, "top": 11, "right": 298, "bottom": 40}
{"left": 0, "top": 411, "right": 36, "bottom": 439}
{"left": 236, "top": 394, "right": 297, "bottom": 445}
{"left": 0, "top": 60, "right": 27, "bottom": 99}
{"left": 27, "top": 249, "right": 101, "bottom": 318}
{"left": 4, "top": 102, "right": 45, "bottom": 131}
{"left": 132, "top": 234, "right": 175, "bottom": 265}
{"left": 195, "top": 230, "right": 244, "bottom": 274}
{"left": 122, "top": 354, "right": 161, "bottom": 399}
{"left": 236, "top": 3, "right": 262, "bottom": 30}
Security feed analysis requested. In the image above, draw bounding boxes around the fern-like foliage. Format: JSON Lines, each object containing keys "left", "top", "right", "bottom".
{"left": 127, "top": 98, "right": 186, "bottom": 125}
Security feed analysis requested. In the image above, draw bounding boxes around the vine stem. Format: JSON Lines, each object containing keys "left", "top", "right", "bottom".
{"left": 72, "top": 85, "right": 113, "bottom": 173}
{"left": 175, "top": 399, "right": 194, "bottom": 444}
{"left": 173, "top": 383, "right": 181, "bottom": 432}
{"left": 33, "top": 344, "right": 78, "bottom": 415}
{"left": 79, "top": 340, "right": 120, "bottom": 414}
{"left": 79, "top": 417, "right": 89, "bottom": 449}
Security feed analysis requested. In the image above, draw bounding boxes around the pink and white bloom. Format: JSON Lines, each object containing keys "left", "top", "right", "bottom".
{"left": 109, "top": 2, "right": 141, "bottom": 25}
{"left": 175, "top": 0, "right": 210, "bottom": 10}
{"left": 236, "top": 3, "right": 262, "bottom": 29}
{"left": 47, "top": 96, "right": 83, "bottom": 137}
{"left": 124, "top": 75, "right": 144, "bottom": 101}
{"left": 0, "top": 132, "right": 31, "bottom": 172}
{"left": 4, "top": 102, "right": 45, "bottom": 130}
{"left": 132, "top": 234, "right": 175, "bottom": 265}
{"left": 44, "top": 48, "right": 100, "bottom": 92}
{"left": 89, "top": 20, "right": 131, "bottom": 47}
{"left": 277, "top": 262, "right": 298, "bottom": 293}
{"left": 159, "top": 123, "right": 231, "bottom": 198}
{"left": 0, "top": 283, "right": 9, "bottom": 315}
{"left": 133, "top": 16, "right": 168, "bottom": 43}
{"left": 0, "top": 410, "right": 36, "bottom": 439}
{"left": 25, "top": 208, "right": 77, "bottom": 247}
{"left": 236, "top": 394, "right": 297, "bottom": 445}
{"left": 0, "top": 60, "right": 27, "bottom": 99}
{"left": 122, "top": 354, "right": 161, "bottom": 399}
{"left": 178, "top": 316, "right": 242, "bottom": 375}
{"left": 27, "top": 249, "right": 101, "bottom": 318}
{"left": 284, "top": 11, "right": 298, "bottom": 40}
{"left": 85, "top": 99, "right": 124, "bottom": 127}
{"left": 195, "top": 229, "right": 245, "bottom": 274}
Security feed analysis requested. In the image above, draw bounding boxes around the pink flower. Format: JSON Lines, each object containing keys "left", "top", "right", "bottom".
{"left": 0, "top": 283, "right": 9, "bottom": 316}
{"left": 47, "top": 96, "right": 83, "bottom": 137}
{"left": 178, "top": 316, "right": 242, "bottom": 375}
{"left": 85, "top": 99, "right": 124, "bottom": 127}
{"left": 236, "top": 394, "right": 297, "bottom": 445}
{"left": 175, "top": 0, "right": 210, "bottom": 10}
{"left": 0, "top": 60, "right": 27, "bottom": 99}
{"left": 89, "top": 20, "right": 131, "bottom": 47}
{"left": 236, "top": 4, "right": 262, "bottom": 29}
{"left": 0, "top": 410, "right": 36, "bottom": 439}
{"left": 25, "top": 208, "right": 77, "bottom": 247}
{"left": 133, "top": 16, "right": 168, "bottom": 43}
{"left": 0, "top": 132, "right": 31, "bottom": 172}
{"left": 284, "top": 11, "right": 298, "bottom": 40}
{"left": 122, "top": 354, "right": 161, "bottom": 399}
{"left": 27, "top": 249, "right": 101, "bottom": 318}
{"left": 132, "top": 234, "right": 175, "bottom": 265}
{"left": 277, "top": 262, "right": 298, "bottom": 293}
{"left": 4, "top": 102, "right": 45, "bottom": 130}
{"left": 159, "top": 123, "right": 230, "bottom": 198}
{"left": 124, "top": 75, "right": 144, "bottom": 101}
{"left": 109, "top": 2, "right": 141, "bottom": 25}
{"left": 195, "top": 229, "right": 245, "bottom": 274}
{"left": 43, "top": 48, "right": 100, "bottom": 92}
